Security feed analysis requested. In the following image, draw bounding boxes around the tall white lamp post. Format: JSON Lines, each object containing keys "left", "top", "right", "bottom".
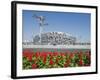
{"left": 33, "top": 14, "right": 48, "bottom": 44}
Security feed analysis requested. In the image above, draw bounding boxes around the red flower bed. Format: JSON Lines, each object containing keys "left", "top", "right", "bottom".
{"left": 23, "top": 50, "right": 91, "bottom": 69}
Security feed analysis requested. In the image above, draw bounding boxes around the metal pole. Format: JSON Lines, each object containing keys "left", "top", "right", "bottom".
{"left": 40, "top": 26, "right": 42, "bottom": 44}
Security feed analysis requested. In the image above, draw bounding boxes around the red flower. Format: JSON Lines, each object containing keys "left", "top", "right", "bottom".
{"left": 78, "top": 59, "right": 83, "bottom": 66}
{"left": 64, "top": 63, "right": 68, "bottom": 67}
{"left": 40, "top": 52, "right": 47, "bottom": 57}
{"left": 32, "top": 64, "right": 37, "bottom": 69}
{"left": 65, "top": 59, "right": 70, "bottom": 67}
{"left": 23, "top": 50, "right": 33, "bottom": 57}
{"left": 53, "top": 52, "right": 58, "bottom": 56}
{"left": 49, "top": 60, "right": 54, "bottom": 65}
{"left": 43, "top": 56, "right": 47, "bottom": 64}
{"left": 23, "top": 50, "right": 33, "bottom": 61}
{"left": 56, "top": 57, "right": 61, "bottom": 63}
{"left": 49, "top": 52, "right": 53, "bottom": 56}
{"left": 86, "top": 51, "right": 91, "bottom": 60}
{"left": 35, "top": 52, "right": 40, "bottom": 58}
{"left": 61, "top": 53, "right": 65, "bottom": 56}
{"left": 23, "top": 49, "right": 91, "bottom": 69}
{"left": 78, "top": 53, "right": 83, "bottom": 60}
{"left": 33, "top": 59, "right": 37, "bottom": 64}
{"left": 69, "top": 53, "right": 74, "bottom": 59}
{"left": 27, "top": 55, "right": 33, "bottom": 61}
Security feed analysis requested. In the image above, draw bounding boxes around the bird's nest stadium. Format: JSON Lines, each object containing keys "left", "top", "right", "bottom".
{"left": 33, "top": 32, "right": 76, "bottom": 45}
{"left": 23, "top": 31, "right": 90, "bottom": 49}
